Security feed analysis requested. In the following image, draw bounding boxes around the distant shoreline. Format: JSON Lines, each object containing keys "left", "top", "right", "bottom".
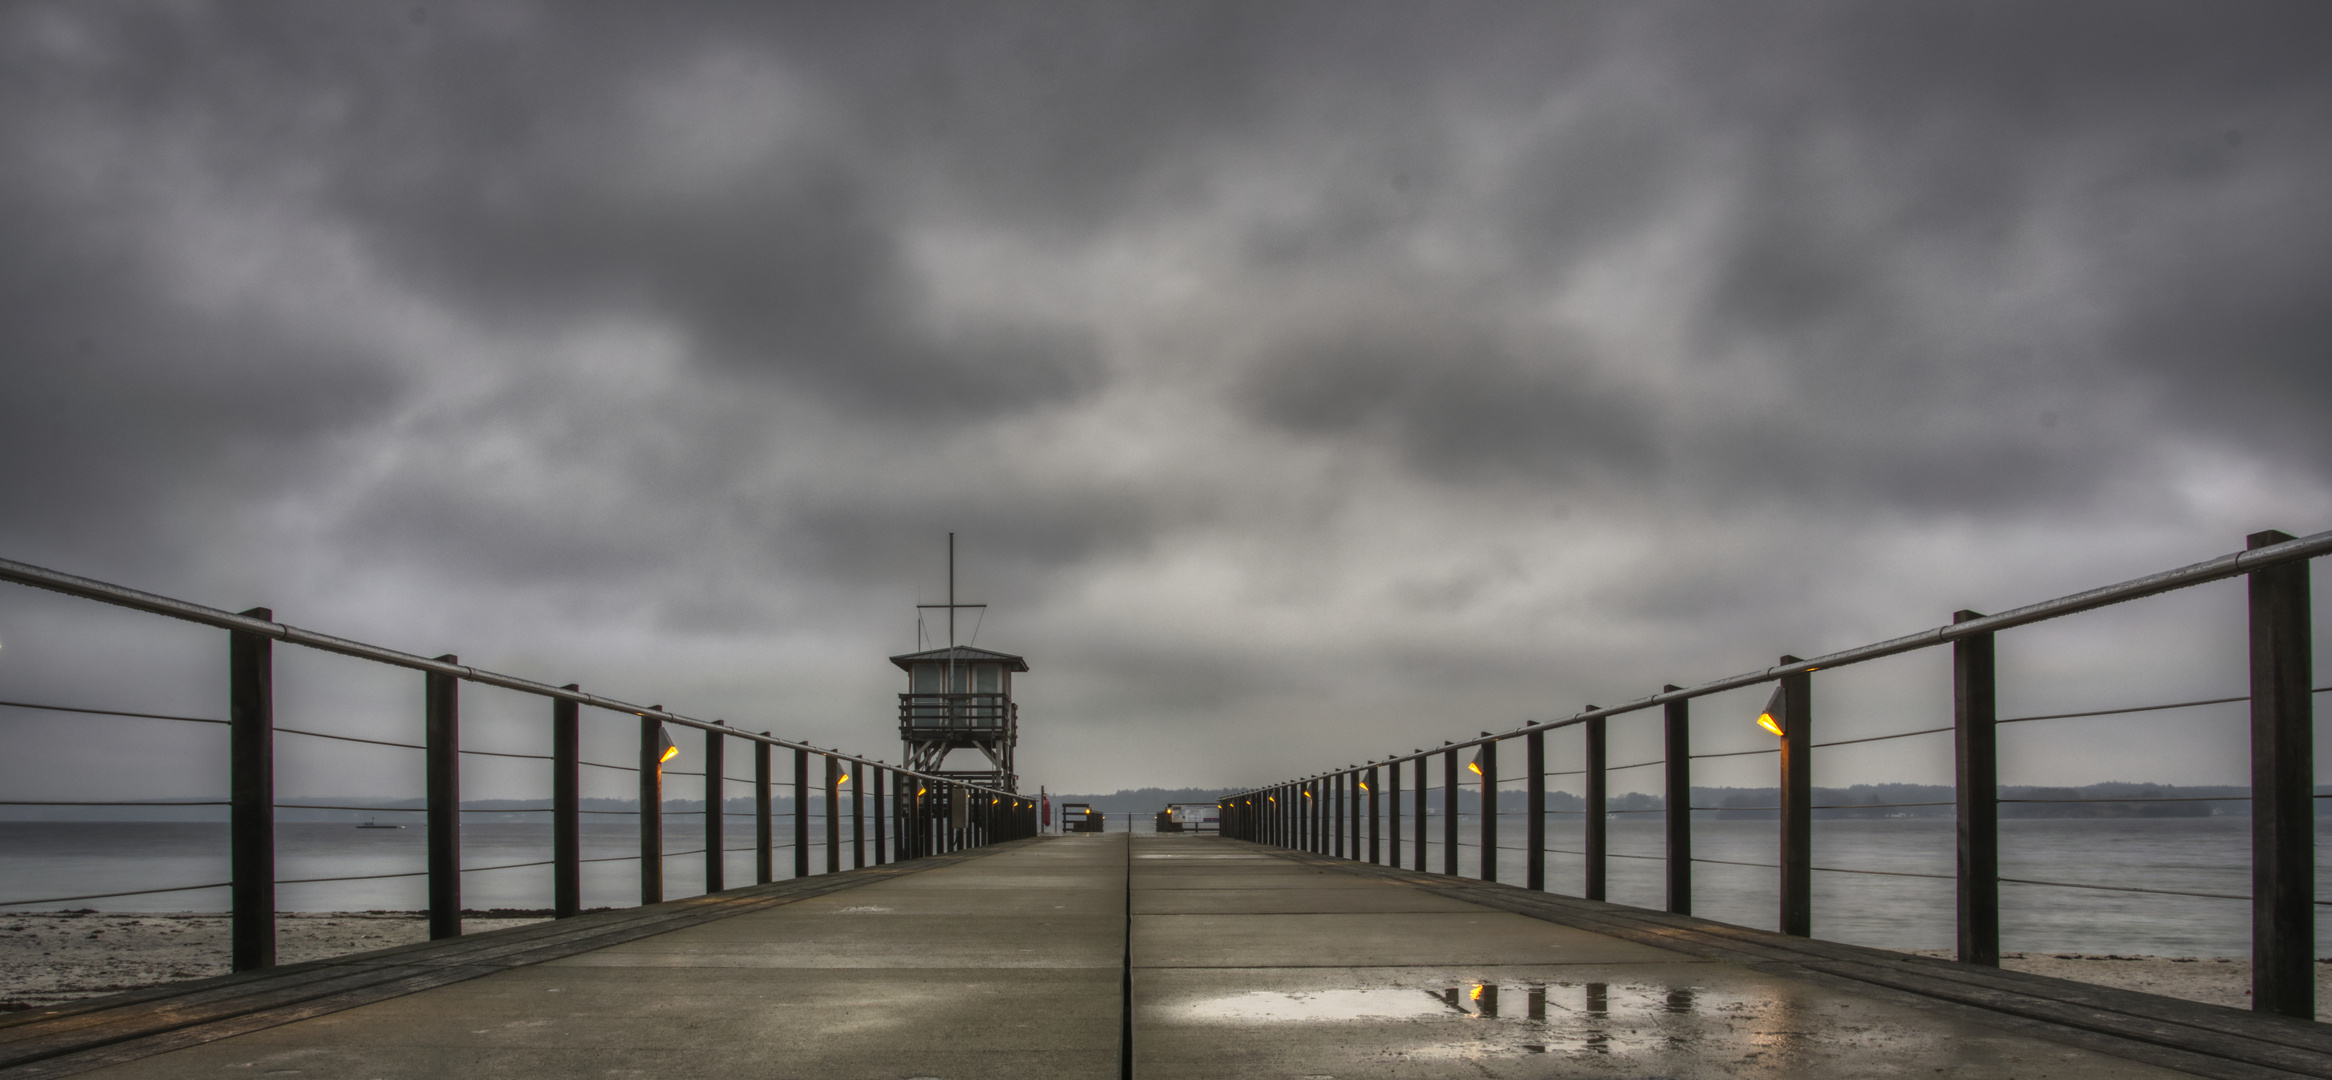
{"left": 1, "top": 781, "right": 2306, "bottom": 821}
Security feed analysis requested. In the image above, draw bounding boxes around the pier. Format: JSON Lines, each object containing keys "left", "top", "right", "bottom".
{"left": 9, "top": 832, "right": 2332, "bottom": 1078}
{"left": 3, "top": 534, "right": 2331, "bottom": 1077}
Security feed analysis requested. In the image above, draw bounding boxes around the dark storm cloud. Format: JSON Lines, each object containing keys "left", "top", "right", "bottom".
{"left": 1242, "top": 320, "right": 1660, "bottom": 486}
{"left": 2, "top": 1, "right": 2328, "bottom": 794}
{"left": 1188, "top": 0, "right": 2332, "bottom": 517}
{"left": 0, "top": 149, "right": 406, "bottom": 582}
{"left": 1666, "top": 1, "right": 2332, "bottom": 488}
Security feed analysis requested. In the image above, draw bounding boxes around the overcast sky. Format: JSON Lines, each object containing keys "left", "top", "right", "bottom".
{"left": 3, "top": 1, "right": 2330, "bottom": 802}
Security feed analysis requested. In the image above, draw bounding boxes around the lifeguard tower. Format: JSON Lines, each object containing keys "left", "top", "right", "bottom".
{"left": 892, "top": 535, "right": 1024, "bottom": 792}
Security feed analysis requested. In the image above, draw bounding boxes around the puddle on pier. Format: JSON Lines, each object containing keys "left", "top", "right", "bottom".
{"left": 1175, "top": 980, "right": 1757, "bottom": 1056}
{"left": 1134, "top": 854, "right": 1277, "bottom": 860}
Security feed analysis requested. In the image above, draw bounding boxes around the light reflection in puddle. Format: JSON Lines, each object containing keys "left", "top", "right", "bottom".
{"left": 1134, "top": 854, "right": 1277, "bottom": 860}
{"left": 1177, "top": 980, "right": 1735, "bottom": 1057}
{"left": 1182, "top": 987, "right": 1463, "bottom": 1022}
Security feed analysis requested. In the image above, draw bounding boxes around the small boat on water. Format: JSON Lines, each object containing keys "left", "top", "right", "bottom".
{"left": 355, "top": 819, "right": 405, "bottom": 829}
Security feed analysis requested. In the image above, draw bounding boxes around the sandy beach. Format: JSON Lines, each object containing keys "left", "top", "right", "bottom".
{"left": 1903, "top": 949, "right": 2332, "bottom": 1021}
{"left": 1, "top": 911, "right": 549, "bottom": 1010}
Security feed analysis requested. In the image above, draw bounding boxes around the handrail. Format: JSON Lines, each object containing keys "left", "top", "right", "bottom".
{"left": 1228, "top": 526, "right": 2332, "bottom": 775}
{"left": 1212, "top": 525, "right": 2327, "bottom": 1019}
{"left": 0, "top": 555, "right": 1002, "bottom": 798}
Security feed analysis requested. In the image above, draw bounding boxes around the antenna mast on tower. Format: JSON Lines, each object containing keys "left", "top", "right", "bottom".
{"left": 892, "top": 534, "right": 1025, "bottom": 791}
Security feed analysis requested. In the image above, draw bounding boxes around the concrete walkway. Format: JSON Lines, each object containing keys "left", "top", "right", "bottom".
{"left": 13, "top": 833, "right": 2332, "bottom": 1078}
{"left": 42, "top": 837, "right": 1127, "bottom": 1079}
{"left": 1129, "top": 834, "right": 2207, "bottom": 1078}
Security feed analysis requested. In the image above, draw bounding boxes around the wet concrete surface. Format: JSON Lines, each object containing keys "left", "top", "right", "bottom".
{"left": 46, "top": 833, "right": 2232, "bottom": 1078}
{"left": 1131, "top": 835, "right": 2202, "bottom": 1079}
{"left": 63, "top": 836, "right": 1130, "bottom": 1080}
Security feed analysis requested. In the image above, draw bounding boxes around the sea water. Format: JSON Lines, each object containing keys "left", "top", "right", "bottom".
{"left": 1, "top": 817, "right": 2318, "bottom": 956}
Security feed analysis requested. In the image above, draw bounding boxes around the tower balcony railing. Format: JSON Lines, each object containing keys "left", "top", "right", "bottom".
{"left": 899, "top": 693, "right": 1015, "bottom": 730}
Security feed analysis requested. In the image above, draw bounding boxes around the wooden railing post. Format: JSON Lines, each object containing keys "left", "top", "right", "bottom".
{"left": 872, "top": 768, "right": 887, "bottom": 866}
{"left": 229, "top": 608, "right": 275, "bottom": 972}
{"left": 1367, "top": 765, "right": 1381, "bottom": 864}
{"left": 1332, "top": 773, "right": 1346, "bottom": 858}
{"left": 1526, "top": 730, "right": 1546, "bottom": 891}
{"left": 1662, "top": 688, "right": 1691, "bottom": 916}
{"left": 2248, "top": 529, "right": 2314, "bottom": 1019}
{"left": 1479, "top": 738, "right": 1498, "bottom": 882}
{"left": 1413, "top": 758, "right": 1428, "bottom": 871}
{"left": 903, "top": 781, "right": 917, "bottom": 858}
{"left": 1777, "top": 659, "right": 1812, "bottom": 937}
{"left": 1953, "top": 613, "right": 1999, "bottom": 966}
{"left": 1386, "top": 764, "right": 1401, "bottom": 865}
{"left": 426, "top": 656, "right": 461, "bottom": 939}
{"left": 1442, "top": 751, "right": 1458, "bottom": 875}
{"left": 824, "top": 755, "right": 841, "bottom": 873}
{"left": 553, "top": 688, "right": 580, "bottom": 918}
{"left": 852, "top": 762, "right": 866, "bottom": 868}
{"left": 792, "top": 747, "right": 809, "bottom": 878}
{"left": 1318, "top": 779, "right": 1329, "bottom": 854}
{"left": 754, "top": 735, "right": 773, "bottom": 885}
{"left": 1584, "top": 712, "right": 1606, "bottom": 902}
{"left": 1320, "top": 777, "right": 1332, "bottom": 855}
{"left": 638, "top": 710, "right": 663, "bottom": 905}
{"left": 703, "top": 724, "right": 724, "bottom": 894}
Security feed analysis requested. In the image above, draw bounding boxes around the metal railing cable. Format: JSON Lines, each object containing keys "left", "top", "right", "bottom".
{"left": 1813, "top": 726, "right": 1951, "bottom": 748}
{"left": 278, "top": 846, "right": 754, "bottom": 888}
{"left": 0, "top": 699, "right": 225, "bottom": 725}
{"left": 1998, "top": 795, "right": 2246, "bottom": 804}
{"left": 0, "top": 881, "right": 233, "bottom": 907}
{"left": 280, "top": 728, "right": 419, "bottom": 750}
{"left": 1998, "top": 694, "right": 2253, "bottom": 725}
{"left": 0, "top": 799, "right": 226, "bottom": 806}
{"left": 1997, "top": 876, "right": 2271, "bottom": 904}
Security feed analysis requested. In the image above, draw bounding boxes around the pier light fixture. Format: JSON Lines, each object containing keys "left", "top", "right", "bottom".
{"left": 1467, "top": 749, "right": 1486, "bottom": 776}
{"left": 654, "top": 725, "right": 679, "bottom": 764}
{"left": 1756, "top": 684, "right": 1787, "bottom": 737}
{"left": 836, "top": 765, "right": 851, "bottom": 785}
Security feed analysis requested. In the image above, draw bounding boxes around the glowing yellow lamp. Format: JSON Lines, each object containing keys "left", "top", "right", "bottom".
{"left": 655, "top": 726, "right": 679, "bottom": 764}
{"left": 1467, "top": 748, "right": 1486, "bottom": 776}
{"left": 917, "top": 787, "right": 928, "bottom": 797}
{"left": 1756, "top": 684, "right": 1787, "bottom": 737}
